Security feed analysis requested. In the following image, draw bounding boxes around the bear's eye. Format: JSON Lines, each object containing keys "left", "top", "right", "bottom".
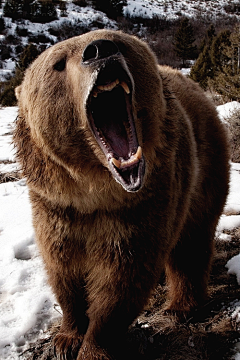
{"left": 54, "top": 58, "right": 66, "bottom": 71}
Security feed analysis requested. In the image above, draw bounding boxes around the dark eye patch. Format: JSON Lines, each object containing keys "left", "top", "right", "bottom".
{"left": 54, "top": 58, "right": 66, "bottom": 71}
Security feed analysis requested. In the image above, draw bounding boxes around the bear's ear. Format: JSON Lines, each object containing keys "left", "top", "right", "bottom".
{"left": 15, "top": 85, "right": 22, "bottom": 100}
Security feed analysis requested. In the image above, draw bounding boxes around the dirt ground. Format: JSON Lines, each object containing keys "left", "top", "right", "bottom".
{"left": 19, "top": 231, "right": 240, "bottom": 360}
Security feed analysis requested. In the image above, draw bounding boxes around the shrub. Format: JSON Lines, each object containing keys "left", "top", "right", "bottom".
{"left": 0, "top": 44, "right": 42, "bottom": 106}
{"left": 151, "top": 35, "right": 180, "bottom": 68}
{"left": 47, "top": 20, "right": 90, "bottom": 41}
{"left": 0, "top": 45, "right": 12, "bottom": 60}
{"left": 0, "top": 17, "right": 5, "bottom": 34}
{"left": 72, "top": 0, "right": 88, "bottom": 6}
{"left": 0, "top": 81, "right": 18, "bottom": 106}
{"left": 59, "top": 1, "right": 67, "bottom": 17}
{"left": 92, "top": 0, "right": 127, "bottom": 20}
{"left": 28, "top": 33, "right": 53, "bottom": 44}
{"left": 224, "top": 2, "right": 240, "bottom": 14}
{"left": 15, "top": 44, "right": 24, "bottom": 55}
{"left": 227, "top": 109, "right": 240, "bottom": 162}
{"left": 16, "top": 26, "right": 29, "bottom": 37}
{"left": 5, "top": 34, "right": 21, "bottom": 45}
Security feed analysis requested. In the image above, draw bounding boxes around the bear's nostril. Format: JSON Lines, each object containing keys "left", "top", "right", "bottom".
{"left": 82, "top": 39, "right": 119, "bottom": 63}
{"left": 82, "top": 44, "right": 98, "bottom": 63}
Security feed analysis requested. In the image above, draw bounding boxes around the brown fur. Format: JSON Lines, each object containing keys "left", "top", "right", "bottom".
{"left": 14, "top": 30, "right": 229, "bottom": 360}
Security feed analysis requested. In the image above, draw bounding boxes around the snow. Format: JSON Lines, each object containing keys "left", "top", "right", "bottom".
{"left": 0, "top": 107, "right": 17, "bottom": 162}
{"left": 1, "top": 100, "right": 240, "bottom": 358}
{"left": 180, "top": 68, "right": 191, "bottom": 76}
{"left": 125, "top": 0, "right": 239, "bottom": 19}
{"left": 0, "top": 178, "right": 61, "bottom": 358}
{"left": 1, "top": 0, "right": 240, "bottom": 82}
{"left": 0, "top": 2, "right": 117, "bottom": 82}
{"left": 227, "top": 254, "right": 240, "bottom": 285}
{"left": 217, "top": 101, "right": 240, "bottom": 123}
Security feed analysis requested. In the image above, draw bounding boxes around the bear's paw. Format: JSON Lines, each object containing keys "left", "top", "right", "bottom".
{"left": 54, "top": 332, "right": 83, "bottom": 360}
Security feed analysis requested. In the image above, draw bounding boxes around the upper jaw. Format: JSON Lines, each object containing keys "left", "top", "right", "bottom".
{"left": 86, "top": 57, "right": 145, "bottom": 192}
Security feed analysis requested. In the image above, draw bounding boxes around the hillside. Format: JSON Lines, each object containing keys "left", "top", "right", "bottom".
{"left": 0, "top": 0, "right": 240, "bottom": 82}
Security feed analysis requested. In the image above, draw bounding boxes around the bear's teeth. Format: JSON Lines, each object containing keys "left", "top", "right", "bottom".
{"left": 136, "top": 146, "right": 142, "bottom": 160}
{"left": 97, "top": 79, "right": 119, "bottom": 92}
{"left": 120, "top": 81, "right": 130, "bottom": 95}
{"left": 93, "top": 80, "right": 130, "bottom": 97}
{"left": 111, "top": 158, "right": 121, "bottom": 169}
{"left": 111, "top": 147, "right": 142, "bottom": 170}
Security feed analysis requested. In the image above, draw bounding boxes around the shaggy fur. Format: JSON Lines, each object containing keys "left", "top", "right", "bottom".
{"left": 14, "top": 30, "right": 229, "bottom": 360}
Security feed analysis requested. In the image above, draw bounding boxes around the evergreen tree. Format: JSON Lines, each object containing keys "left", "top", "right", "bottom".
{"left": 212, "top": 27, "right": 240, "bottom": 101}
{"left": 190, "top": 25, "right": 216, "bottom": 89}
{"left": 173, "top": 18, "right": 197, "bottom": 67}
{"left": 22, "top": 0, "right": 35, "bottom": 20}
{"left": 190, "top": 46, "right": 212, "bottom": 89}
{"left": 92, "top": 0, "right": 127, "bottom": 19}
{"left": 211, "top": 30, "right": 231, "bottom": 74}
{"left": 30, "top": 1, "right": 58, "bottom": 23}
{"left": 3, "top": 0, "right": 23, "bottom": 20}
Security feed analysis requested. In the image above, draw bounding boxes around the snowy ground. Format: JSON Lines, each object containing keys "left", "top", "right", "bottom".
{"left": 1, "top": 103, "right": 240, "bottom": 359}
{"left": 125, "top": 0, "right": 235, "bottom": 19}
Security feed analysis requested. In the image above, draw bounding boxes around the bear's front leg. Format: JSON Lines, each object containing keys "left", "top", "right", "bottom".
{"left": 77, "top": 295, "right": 136, "bottom": 360}
{"left": 49, "top": 270, "right": 89, "bottom": 359}
{"left": 77, "top": 254, "right": 159, "bottom": 360}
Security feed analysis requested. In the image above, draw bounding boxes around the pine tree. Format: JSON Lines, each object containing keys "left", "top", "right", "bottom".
{"left": 22, "top": 0, "right": 35, "bottom": 20}
{"left": 211, "top": 30, "right": 231, "bottom": 74}
{"left": 190, "top": 25, "right": 216, "bottom": 89}
{"left": 173, "top": 18, "right": 197, "bottom": 67}
{"left": 30, "top": 1, "right": 58, "bottom": 23}
{"left": 212, "top": 27, "right": 240, "bottom": 101}
{"left": 3, "top": 0, "right": 23, "bottom": 20}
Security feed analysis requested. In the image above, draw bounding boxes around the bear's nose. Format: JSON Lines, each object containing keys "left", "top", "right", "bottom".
{"left": 82, "top": 39, "right": 119, "bottom": 63}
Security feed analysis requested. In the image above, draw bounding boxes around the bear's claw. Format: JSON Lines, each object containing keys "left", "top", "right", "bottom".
{"left": 54, "top": 333, "right": 83, "bottom": 360}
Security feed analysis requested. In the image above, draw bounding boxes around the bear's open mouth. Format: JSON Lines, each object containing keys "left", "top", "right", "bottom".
{"left": 87, "top": 67, "right": 145, "bottom": 192}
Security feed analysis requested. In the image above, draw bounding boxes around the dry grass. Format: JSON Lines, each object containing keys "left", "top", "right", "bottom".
{"left": 0, "top": 160, "right": 21, "bottom": 183}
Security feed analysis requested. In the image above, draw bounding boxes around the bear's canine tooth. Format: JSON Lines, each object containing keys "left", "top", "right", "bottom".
{"left": 120, "top": 81, "right": 130, "bottom": 94}
{"left": 111, "top": 147, "right": 142, "bottom": 170}
{"left": 136, "top": 146, "right": 142, "bottom": 160}
{"left": 111, "top": 157, "right": 121, "bottom": 169}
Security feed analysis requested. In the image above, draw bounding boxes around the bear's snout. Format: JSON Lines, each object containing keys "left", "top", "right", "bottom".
{"left": 82, "top": 39, "right": 119, "bottom": 63}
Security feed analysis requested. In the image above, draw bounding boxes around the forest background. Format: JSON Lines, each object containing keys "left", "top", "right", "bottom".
{"left": 1, "top": 0, "right": 240, "bottom": 106}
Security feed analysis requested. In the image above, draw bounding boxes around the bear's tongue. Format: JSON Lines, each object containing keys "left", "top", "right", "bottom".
{"left": 92, "top": 86, "right": 130, "bottom": 159}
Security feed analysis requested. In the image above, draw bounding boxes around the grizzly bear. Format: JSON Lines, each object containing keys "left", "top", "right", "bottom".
{"left": 14, "top": 30, "right": 229, "bottom": 360}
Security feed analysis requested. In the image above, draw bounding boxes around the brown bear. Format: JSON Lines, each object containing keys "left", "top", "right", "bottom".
{"left": 14, "top": 30, "right": 229, "bottom": 360}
